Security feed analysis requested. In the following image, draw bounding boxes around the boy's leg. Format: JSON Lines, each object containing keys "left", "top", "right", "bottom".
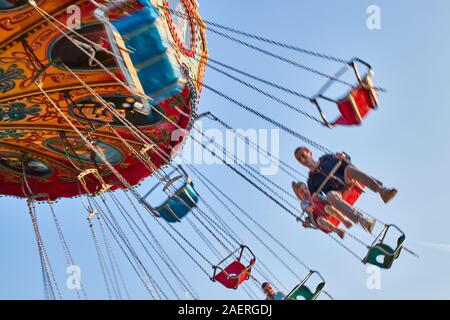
{"left": 324, "top": 205, "right": 353, "bottom": 229}
{"left": 326, "top": 191, "right": 375, "bottom": 233}
{"left": 326, "top": 191, "right": 364, "bottom": 224}
{"left": 344, "top": 165, "right": 398, "bottom": 203}
{"left": 317, "top": 216, "right": 346, "bottom": 239}
{"left": 344, "top": 165, "right": 382, "bottom": 192}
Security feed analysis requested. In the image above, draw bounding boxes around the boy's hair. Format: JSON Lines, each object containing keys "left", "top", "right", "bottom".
{"left": 294, "top": 146, "right": 310, "bottom": 156}
{"left": 261, "top": 282, "right": 270, "bottom": 289}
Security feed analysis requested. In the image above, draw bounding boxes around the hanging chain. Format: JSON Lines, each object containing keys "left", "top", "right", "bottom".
{"left": 108, "top": 193, "right": 181, "bottom": 299}
{"left": 159, "top": 6, "right": 349, "bottom": 64}
{"left": 48, "top": 200, "right": 88, "bottom": 300}
{"left": 27, "top": 199, "right": 62, "bottom": 300}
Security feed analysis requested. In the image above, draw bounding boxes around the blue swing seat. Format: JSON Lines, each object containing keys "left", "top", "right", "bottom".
{"left": 155, "top": 181, "right": 199, "bottom": 223}
{"left": 98, "top": 0, "right": 185, "bottom": 104}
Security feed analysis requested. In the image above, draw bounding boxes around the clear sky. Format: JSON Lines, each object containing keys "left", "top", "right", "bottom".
{"left": 1, "top": 0, "right": 450, "bottom": 300}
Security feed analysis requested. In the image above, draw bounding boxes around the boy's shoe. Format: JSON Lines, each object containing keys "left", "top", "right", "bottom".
{"left": 380, "top": 188, "right": 398, "bottom": 203}
{"left": 342, "top": 219, "right": 353, "bottom": 229}
{"left": 361, "top": 217, "right": 376, "bottom": 234}
{"left": 336, "top": 229, "right": 346, "bottom": 239}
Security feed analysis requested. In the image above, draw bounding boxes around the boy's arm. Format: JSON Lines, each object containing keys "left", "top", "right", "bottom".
{"left": 301, "top": 201, "right": 314, "bottom": 214}
{"left": 335, "top": 152, "right": 351, "bottom": 162}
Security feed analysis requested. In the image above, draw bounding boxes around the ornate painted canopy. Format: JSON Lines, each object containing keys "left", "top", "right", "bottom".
{"left": 0, "top": 0, "right": 207, "bottom": 200}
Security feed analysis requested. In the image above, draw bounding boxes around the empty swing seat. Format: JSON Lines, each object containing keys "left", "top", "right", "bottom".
{"left": 287, "top": 282, "right": 326, "bottom": 301}
{"left": 285, "top": 271, "right": 326, "bottom": 300}
{"left": 212, "top": 245, "right": 256, "bottom": 289}
{"left": 97, "top": 0, "right": 185, "bottom": 105}
{"left": 311, "top": 59, "right": 379, "bottom": 128}
{"left": 363, "top": 224, "right": 406, "bottom": 269}
{"left": 155, "top": 181, "right": 200, "bottom": 223}
{"left": 333, "top": 75, "right": 378, "bottom": 126}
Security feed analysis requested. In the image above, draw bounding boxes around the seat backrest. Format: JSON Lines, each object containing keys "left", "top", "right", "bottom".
{"left": 365, "top": 231, "right": 406, "bottom": 269}
{"left": 365, "top": 244, "right": 395, "bottom": 269}
{"left": 103, "top": 0, "right": 185, "bottom": 103}
{"left": 342, "top": 183, "right": 365, "bottom": 205}
{"left": 333, "top": 74, "right": 378, "bottom": 126}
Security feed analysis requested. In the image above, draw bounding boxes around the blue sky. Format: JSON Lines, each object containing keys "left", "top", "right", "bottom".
{"left": 1, "top": 0, "right": 450, "bottom": 299}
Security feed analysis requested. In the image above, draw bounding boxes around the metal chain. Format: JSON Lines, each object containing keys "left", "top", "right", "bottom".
{"left": 95, "top": 207, "right": 125, "bottom": 300}
{"left": 159, "top": 6, "right": 349, "bottom": 64}
{"left": 97, "top": 195, "right": 164, "bottom": 299}
{"left": 208, "top": 57, "right": 311, "bottom": 100}
{"left": 108, "top": 193, "right": 180, "bottom": 299}
{"left": 124, "top": 188, "right": 214, "bottom": 277}
{"left": 186, "top": 217, "right": 222, "bottom": 260}
{"left": 191, "top": 167, "right": 304, "bottom": 283}
{"left": 188, "top": 166, "right": 312, "bottom": 271}
{"left": 94, "top": 199, "right": 163, "bottom": 299}
{"left": 206, "top": 63, "right": 324, "bottom": 125}
{"left": 327, "top": 233, "right": 363, "bottom": 262}
{"left": 48, "top": 200, "right": 88, "bottom": 300}
{"left": 122, "top": 190, "right": 200, "bottom": 299}
{"left": 207, "top": 27, "right": 359, "bottom": 89}
{"left": 192, "top": 135, "right": 301, "bottom": 219}
{"left": 28, "top": 200, "right": 61, "bottom": 300}
{"left": 110, "top": 194, "right": 187, "bottom": 299}
{"left": 198, "top": 82, "right": 332, "bottom": 154}
{"left": 87, "top": 217, "right": 114, "bottom": 300}
{"left": 203, "top": 113, "right": 308, "bottom": 180}
{"left": 193, "top": 124, "right": 301, "bottom": 206}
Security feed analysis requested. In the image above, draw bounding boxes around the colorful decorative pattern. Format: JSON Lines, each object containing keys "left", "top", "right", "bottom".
{"left": 0, "top": 102, "right": 41, "bottom": 122}
{"left": 0, "top": 0, "right": 207, "bottom": 200}
{"left": 0, "top": 64, "right": 25, "bottom": 93}
{"left": 0, "top": 1, "right": 30, "bottom": 11}
{"left": 0, "top": 129, "right": 26, "bottom": 140}
{"left": 44, "top": 136, "right": 124, "bottom": 165}
{"left": 0, "top": 151, "right": 52, "bottom": 178}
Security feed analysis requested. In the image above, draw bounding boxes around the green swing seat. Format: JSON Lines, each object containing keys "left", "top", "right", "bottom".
{"left": 286, "top": 282, "right": 326, "bottom": 300}
{"left": 363, "top": 225, "right": 406, "bottom": 269}
{"left": 285, "top": 271, "right": 326, "bottom": 301}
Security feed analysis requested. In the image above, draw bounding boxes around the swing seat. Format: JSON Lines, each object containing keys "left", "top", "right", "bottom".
{"left": 287, "top": 282, "right": 326, "bottom": 301}
{"left": 311, "top": 59, "right": 378, "bottom": 128}
{"left": 212, "top": 245, "right": 256, "bottom": 289}
{"left": 333, "top": 75, "right": 378, "bottom": 126}
{"left": 96, "top": 0, "right": 185, "bottom": 107}
{"left": 342, "top": 182, "right": 365, "bottom": 205}
{"left": 285, "top": 271, "right": 326, "bottom": 300}
{"left": 155, "top": 181, "right": 200, "bottom": 223}
{"left": 363, "top": 225, "right": 405, "bottom": 269}
{"left": 214, "top": 260, "right": 253, "bottom": 289}
{"left": 310, "top": 197, "right": 341, "bottom": 233}
{"left": 309, "top": 183, "right": 365, "bottom": 234}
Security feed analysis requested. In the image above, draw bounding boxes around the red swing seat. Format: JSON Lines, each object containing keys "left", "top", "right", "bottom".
{"left": 212, "top": 245, "right": 256, "bottom": 289}
{"left": 333, "top": 74, "right": 378, "bottom": 126}
{"left": 311, "top": 59, "right": 379, "bottom": 128}
{"left": 309, "top": 197, "right": 341, "bottom": 233}
{"left": 342, "top": 182, "right": 365, "bottom": 205}
{"left": 309, "top": 182, "right": 365, "bottom": 234}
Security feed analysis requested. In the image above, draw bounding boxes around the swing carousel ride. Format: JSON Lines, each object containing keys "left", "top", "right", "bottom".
{"left": 0, "top": 0, "right": 417, "bottom": 300}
